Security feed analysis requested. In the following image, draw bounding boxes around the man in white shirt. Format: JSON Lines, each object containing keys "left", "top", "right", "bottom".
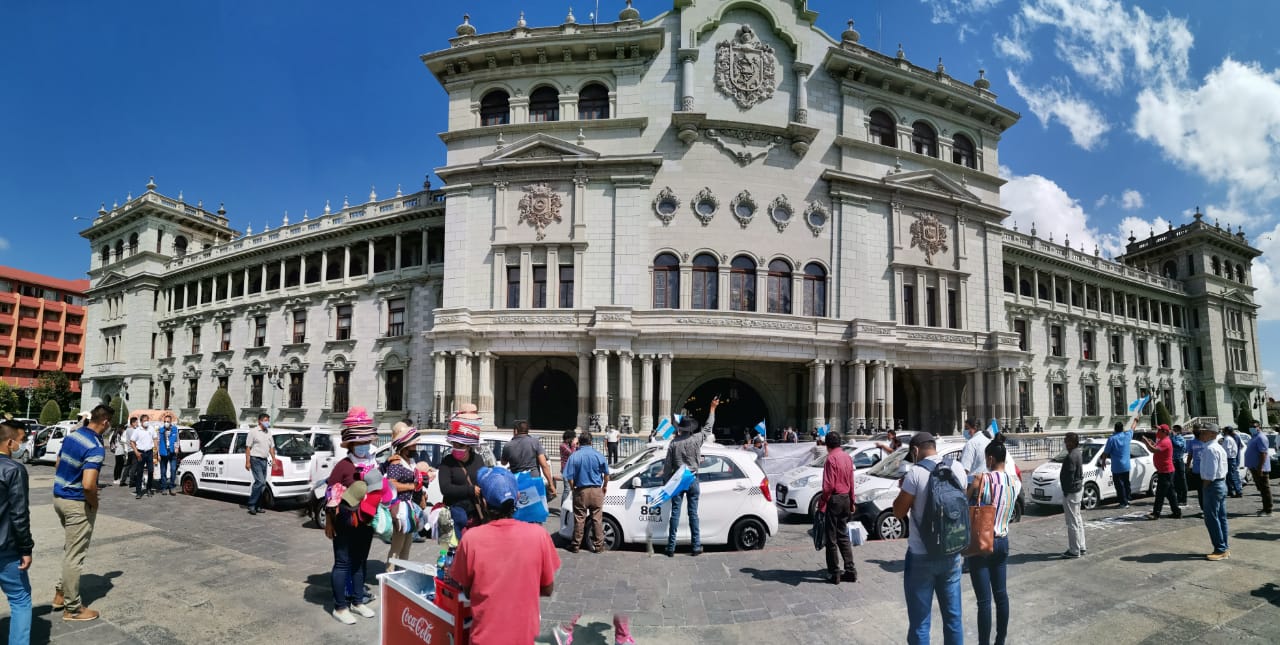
{"left": 1197, "top": 423, "right": 1230, "bottom": 561}
{"left": 605, "top": 426, "right": 621, "bottom": 465}
{"left": 128, "top": 417, "right": 156, "bottom": 500}
{"left": 245, "top": 414, "right": 276, "bottom": 515}
{"left": 960, "top": 419, "right": 1017, "bottom": 481}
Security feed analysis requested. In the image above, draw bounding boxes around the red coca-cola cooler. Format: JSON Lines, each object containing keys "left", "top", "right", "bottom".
{"left": 379, "top": 560, "right": 471, "bottom": 645}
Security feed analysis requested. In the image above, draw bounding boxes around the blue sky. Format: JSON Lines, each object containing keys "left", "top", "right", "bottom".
{"left": 3, "top": 0, "right": 1280, "bottom": 393}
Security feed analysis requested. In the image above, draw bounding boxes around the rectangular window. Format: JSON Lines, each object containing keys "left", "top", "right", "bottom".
{"left": 293, "top": 310, "right": 307, "bottom": 343}
{"left": 1050, "top": 325, "right": 1064, "bottom": 357}
{"left": 1159, "top": 342, "right": 1170, "bottom": 368}
{"left": 385, "top": 369, "right": 404, "bottom": 411}
{"left": 1082, "top": 330, "right": 1095, "bottom": 361}
{"left": 190, "top": 326, "right": 201, "bottom": 354}
{"left": 218, "top": 375, "right": 229, "bottom": 391}
{"left": 729, "top": 268, "right": 756, "bottom": 312}
{"left": 254, "top": 316, "right": 267, "bottom": 348}
{"left": 187, "top": 378, "right": 198, "bottom": 409}
{"left": 902, "top": 285, "right": 916, "bottom": 326}
{"left": 1014, "top": 319, "right": 1028, "bottom": 351}
{"left": 1136, "top": 339, "right": 1148, "bottom": 366}
{"left": 1018, "top": 381, "right": 1030, "bottom": 417}
{"left": 1052, "top": 383, "right": 1066, "bottom": 416}
{"left": 1196, "top": 346, "right": 1204, "bottom": 370}
{"left": 1084, "top": 385, "right": 1098, "bottom": 416}
{"left": 332, "top": 371, "right": 350, "bottom": 413}
{"left": 151, "top": 333, "right": 157, "bottom": 359}
{"left": 289, "top": 373, "right": 303, "bottom": 409}
{"left": 946, "top": 289, "right": 958, "bottom": 329}
{"left": 1110, "top": 335, "right": 1123, "bottom": 363}
{"left": 251, "top": 374, "right": 264, "bottom": 408}
{"left": 558, "top": 266, "right": 574, "bottom": 308}
{"left": 221, "top": 321, "right": 232, "bottom": 351}
{"left": 1192, "top": 309, "right": 1200, "bottom": 328}
{"left": 532, "top": 266, "right": 547, "bottom": 309}
{"left": 336, "top": 305, "right": 353, "bottom": 340}
{"left": 1112, "top": 386, "right": 1125, "bottom": 416}
{"left": 386, "top": 299, "right": 405, "bottom": 336}
{"left": 166, "top": 331, "right": 174, "bottom": 358}
{"left": 506, "top": 267, "right": 521, "bottom": 308}
{"left": 925, "top": 287, "right": 938, "bottom": 327}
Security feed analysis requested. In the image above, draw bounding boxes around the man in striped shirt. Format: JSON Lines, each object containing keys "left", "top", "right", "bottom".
{"left": 51, "top": 403, "right": 111, "bottom": 622}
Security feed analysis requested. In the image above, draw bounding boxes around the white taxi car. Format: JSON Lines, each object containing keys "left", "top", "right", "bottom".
{"left": 558, "top": 444, "right": 777, "bottom": 551}
{"left": 1029, "top": 439, "right": 1156, "bottom": 510}
{"left": 852, "top": 438, "right": 967, "bottom": 540}
{"left": 775, "top": 441, "right": 889, "bottom": 518}
{"left": 177, "top": 428, "right": 316, "bottom": 509}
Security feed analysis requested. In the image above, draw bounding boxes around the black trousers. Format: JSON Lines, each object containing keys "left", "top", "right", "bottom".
{"left": 824, "top": 494, "right": 855, "bottom": 575}
{"left": 607, "top": 441, "right": 619, "bottom": 464}
{"left": 1153, "top": 472, "right": 1180, "bottom": 518}
{"left": 1173, "top": 460, "right": 1188, "bottom": 504}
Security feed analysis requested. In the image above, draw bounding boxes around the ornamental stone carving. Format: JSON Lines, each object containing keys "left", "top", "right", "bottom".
{"left": 691, "top": 187, "right": 720, "bottom": 226}
{"left": 675, "top": 317, "right": 810, "bottom": 332}
{"left": 804, "top": 201, "right": 829, "bottom": 236}
{"left": 900, "top": 331, "right": 972, "bottom": 344}
{"left": 517, "top": 183, "right": 563, "bottom": 240}
{"left": 909, "top": 212, "right": 949, "bottom": 265}
{"left": 715, "top": 25, "right": 777, "bottom": 109}
{"left": 730, "top": 190, "right": 757, "bottom": 228}
{"left": 494, "top": 315, "right": 575, "bottom": 325}
{"left": 653, "top": 187, "right": 680, "bottom": 225}
{"left": 768, "top": 194, "right": 794, "bottom": 232}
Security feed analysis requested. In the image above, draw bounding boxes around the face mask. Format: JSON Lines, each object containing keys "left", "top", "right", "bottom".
{"left": 351, "top": 444, "right": 371, "bottom": 458}
{"left": 451, "top": 448, "right": 469, "bottom": 461}
{"left": 261, "top": 421, "right": 271, "bottom": 430}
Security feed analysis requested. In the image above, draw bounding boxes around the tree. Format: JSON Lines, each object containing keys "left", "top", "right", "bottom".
{"left": 34, "top": 371, "right": 75, "bottom": 417}
{"left": 39, "top": 399, "right": 62, "bottom": 426}
{"left": 1153, "top": 401, "right": 1172, "bottom": 428}
{"left": 109, "top": 395, "right": 131, "bottom": 427}
{"left": 206, "top": 388, "right": 236, "bottom": 420}
{"left": 0, "top": 382, "right": 17, "bottom": 417}
{"left": 1236, "top": 406, "right": 1256, "bottom": 431}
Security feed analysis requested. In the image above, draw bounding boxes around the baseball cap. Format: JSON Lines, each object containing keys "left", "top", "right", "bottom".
{"left": 676, "top": 416, "right": 700, "bottom": 434}
{"left": 908, "top": 432, "right": 937, "bottom": 448}
{"left": 477, "top": 467, "right": 518, "bottom": 509}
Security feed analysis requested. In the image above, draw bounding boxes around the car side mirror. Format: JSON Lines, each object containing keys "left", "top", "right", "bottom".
{"left": 631, "top": 477, "right": 642, "bottom": 489}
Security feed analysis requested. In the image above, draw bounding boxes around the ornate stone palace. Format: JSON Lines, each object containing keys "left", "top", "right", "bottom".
{"left": 79, "top": 1, "right": 1264, "bottom": 435}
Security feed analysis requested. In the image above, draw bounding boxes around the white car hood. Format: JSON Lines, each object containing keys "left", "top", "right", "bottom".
{"left": 780, "top": 465, "right": 822, "bottom": 486}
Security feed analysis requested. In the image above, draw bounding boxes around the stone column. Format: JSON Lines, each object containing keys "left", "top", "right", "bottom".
{"left": 343, "top": 246, "right": 351, "bottom": 283}
{"left": 658, "top": 354, "right": 673, "bottom": 422}
{"left": 679, "top": 52, "right": 697, "bottom": 111}
{"left": 991, "top": 370, "right": 1005, "bottom": 429}
{"left": 477, "top": 352, "right": 495, "bottom": 427}
{"left": 829, "top": 359, "right": 843, "bottom": 434}
{"left": 870, "top": 362, "right": 883, "bottom": 430}
{"left": 320, "top": 252, "right": 328, "bottom": 284}
{"left": 366, "top": 239, "right": 375, "bottom": 278}
{"left": 974, "top": 368, "right": 987, "bottom": 421}
{"left": 454, "top": 351, "right": 472, "bottom": 408}
{"left": 299, "top": 254, "right": 306, "bottom": 288}
{"left": 519, "top": 245, "right": 533, "bottom": 309}
{"left": 433, "top": 353, "right": 447, "bottom": 420}
{"left": 930, "top": 375, "right": 942, "bottom": 435}
{"left": 793, "top": 62, "right": 812, "bottom": 123}
{"left": 618, "top": 351, "right": 633, "bottom": 433}
{"left": 852, "top": 361, "right": 867, "bottom": 431}
{"left": 547, "top": 245, "right": 560, "bottom": 308}
{"left": 195, "top": 279, "right": 203, "bottom": 305}
{"left": 809, "top": 361, "right": 827, "bottom": 432}
{"left": 594, "top": 350, "right": 610, "bottom": 423}
{"left": 885, "top": 364, "right": 896, "bottom": 429}
{"left": 1007, "top": 370, "right": 1019, "bottom": 426}
{"left": 279, "top": 258, "right": 286, "bottom": 292}
{"left": 394, "top": 234, "right": 403, "bottom": 273}
{"left": 577, "top": 353, "right": 591, "bottom": 430}
{"left": 492, "top": 248, "right": 506, "bottom": 309}
{"left": 573, "top": 248, "right": 585, "bottom": 308}
{"left": 640, "top": 355, "right": 654, "bottom": 434}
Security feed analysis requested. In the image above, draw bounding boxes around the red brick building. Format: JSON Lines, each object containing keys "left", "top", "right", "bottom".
{"left": 0, "top": 266, "right": 89, "bottom": 393}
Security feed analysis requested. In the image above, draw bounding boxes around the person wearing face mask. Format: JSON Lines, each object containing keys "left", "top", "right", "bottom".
{"left": 326, "top": 407, "right": 380, "bottom": 625}
{"left": 383, "top": 422, "right": 431, "bottom": 572}
{"left": 156, "top": 414, "right": 180, "bottom": 496}
{"left": 0, "top": 419, "right": 34, "bottom": 643}
{"left": 245, "top": 414, "right": 277, "bottom": 515}
{"left": 439, "top": 405, "right": 486, "bottom": 540}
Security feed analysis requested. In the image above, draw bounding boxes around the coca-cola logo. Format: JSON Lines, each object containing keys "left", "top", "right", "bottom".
{"left": 401, "top": 607, "right": 433, "bottom": 643}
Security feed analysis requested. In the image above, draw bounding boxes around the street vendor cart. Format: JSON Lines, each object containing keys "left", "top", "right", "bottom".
{"left": 379, "top": 559, "right": 471, "bottom": 645}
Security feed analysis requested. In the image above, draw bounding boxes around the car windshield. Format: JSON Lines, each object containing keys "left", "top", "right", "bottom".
{"left": 1050, "top": 444, "right": 1102, "bottom": 463}
{"left": 274, "top": 434, "right": 315, "bottom": 458}
{"left": 865, "top": 446, "right": 910, "bottom": 479}
{"left": 614, "top": 454, "right": 665, "bottom": 487}
{"left": 611, "top": 447, "right": 657, "bottom": 474}
{"left": 804, "top": 445, "right": 858, "bottom": 468}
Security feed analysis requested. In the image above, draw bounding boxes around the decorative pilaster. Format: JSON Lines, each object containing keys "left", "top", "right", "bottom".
{"left": 577, "top": 353, "right": 591, "bottom": 430}
{"left": 594, "top": 350, "right": 610, "bottom": 422}
{"left": 809, "top": 361, "right": 827, "bottom": 433}
{"left": 852, "top": 361, "right": 867, "bottom": 431}
{"left": 618, "top": 351, "right": 634, "bottom": 433}
{"left": 477, "top": 352, "right": 495, "bottom": 427}
{"left": 658, "top": 354, "right": 673, "bottom": 422}
{"left": 640, "top": 355, "right": 654, "bottom": 434}
{"left": 454, "top": 351, "right": 473, "bottom": 408}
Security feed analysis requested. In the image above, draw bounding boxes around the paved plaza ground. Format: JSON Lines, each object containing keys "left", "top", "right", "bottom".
{"left": 6, "top": 461, "right": 1280, "bottom": 644}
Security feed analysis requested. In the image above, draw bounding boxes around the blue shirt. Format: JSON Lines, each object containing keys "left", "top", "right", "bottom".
{"left": 1244, "top": 432, "right": 1271, "bottom": 472}
{"left": 157, "top": 424, "right": 180, "bottom": 457}
{"left": 563, "top": 446, "right": 608, "bottom": 488}
{"left": 1170, "top": 433, "right": 1187, "bottom": 462}
{"left": 1188, "top": 439, "right": 1205, "bottom": 474}
{"left": 53, "top": 427, "right": 106, "bottom": 501}
{"left": 1103, "top": 430, "right": 1133, "bottom": 473}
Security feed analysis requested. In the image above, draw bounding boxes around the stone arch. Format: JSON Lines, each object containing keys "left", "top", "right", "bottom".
{"left": 673, "top": 367, "right": 784, "bottom": 437}
{"left": 514, "top": 356, "right": 581, "bottom": 428}
{"left": 695, "top": 1, "right": 802, "bottom": 55}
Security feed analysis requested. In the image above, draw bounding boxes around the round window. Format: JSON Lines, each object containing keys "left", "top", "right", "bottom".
{"left": 807, "top": 209, "right": 827, "bottom": 228}
{"left": 772, "top": 206, "right": 791, "bottom": 221}
{"left": 735, "top": 202, "right": 754, "bottom": 219}
{"left": 696, "top": 199, "right": 716, "bottom": 215}
{"left": 657, "top": 199, "right": 678, "bottom": 216}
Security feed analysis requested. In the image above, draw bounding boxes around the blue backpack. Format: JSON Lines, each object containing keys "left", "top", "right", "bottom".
{"left": 919, "top": 460, "right": 970, "bottom": 557}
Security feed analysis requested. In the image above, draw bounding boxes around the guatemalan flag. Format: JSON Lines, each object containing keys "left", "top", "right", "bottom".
{"left": 754, "top": 420, "right": 767, "bottom": 438}
{"left": 1128, "top": 395, "right": 1151, "bottom": 415}
{"left": 816, "top": 423, "right": 829, "bottom": 438}
{"left": 656, "top": 414, "right": 684, "bottom": 440}
{"left": 649, "top": 466, "right": 696, "bottom": 506}
{"left": 988, "top": 418, "right": 1000, "bottom": 436}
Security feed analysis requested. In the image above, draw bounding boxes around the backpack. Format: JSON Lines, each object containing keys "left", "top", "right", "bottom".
{"left": 918, "top": 460, "right": 970, "bottom": 557}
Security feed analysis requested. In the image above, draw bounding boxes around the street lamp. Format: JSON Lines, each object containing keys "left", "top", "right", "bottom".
{"left": 23, "top": 385, "right": 33, "bottom": 419}
{"left": 266, "top": 367, "right": 284, "bottom": 420}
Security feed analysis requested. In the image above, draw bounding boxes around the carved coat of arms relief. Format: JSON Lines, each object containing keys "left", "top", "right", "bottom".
{"left": 909, "top": 212, "right": 949, "bottom": 265}
{"left": 517, "top": 183, "right": 563, "bottom": 240}
{"left": 715, "top": 25, "right": 777, "bottom": 109}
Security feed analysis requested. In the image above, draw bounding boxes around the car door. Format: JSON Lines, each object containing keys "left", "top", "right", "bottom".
{"left": 309, "top": 432, "right": 339, "bottom": 484}
{"left": 1128, "top": 443, "right": 1152, "bottom": 492}
{"left": 1091, "top": 445, "right": 1116, "bottom": 499}
{"left": 623, "top": 458, "right": 673, "bottom": 546}
{"left": 41, "top": 428, "right": 66, "bottom": 463}
{"left": 692, "top": 454, "right": 750, "bottom": 544}
{"left": 224, "top": 432, "right": 252, "bottom": 496}
{"left": 197, "top": 433, "right": 234, "bottom": 493}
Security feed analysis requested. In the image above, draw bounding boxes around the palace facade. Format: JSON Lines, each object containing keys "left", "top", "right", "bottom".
{"left": 79, "top": 1, "right": 1264, "bottom": 436}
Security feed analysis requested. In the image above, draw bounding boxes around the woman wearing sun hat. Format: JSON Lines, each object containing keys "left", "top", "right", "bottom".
{"left": 439, "top": 404, "right": 486, "bottom": 540}
{"left": 383, "top": 421, "right": 432, "bottom": 572}
{"left": 325, "top": 406, "right": 380, "bottom": 625}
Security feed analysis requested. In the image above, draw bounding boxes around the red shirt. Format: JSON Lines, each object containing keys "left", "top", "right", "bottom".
{"left": 1153, "top": 435, "right": 1174, "bottom": 474}
{"left": 451, "top": 518, "right": 561, "bottom": 645}
{"left": 819, "top": 448, "right": 855, "bottom": 512}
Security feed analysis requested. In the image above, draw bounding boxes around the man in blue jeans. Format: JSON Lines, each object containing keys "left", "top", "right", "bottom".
{"left": 245, "top": 414, "right": 276, "bottom": 515}
{"left": 156, "top": 414, "right": 180, "bottom": 496}
{"left": 662, "top": 397, "right": 718, "bottom": 557}
{"left": 1198, "top": 423, "right": 1231, "bottom": 560}
{"left": 1099, "top": 420, "right": 1135, "bottom": 508}
{"left": 892, "top": 432, "right": 969, "bottom": 645}
{"left": 0, "top": 419, "right": 34, "bottom": 643}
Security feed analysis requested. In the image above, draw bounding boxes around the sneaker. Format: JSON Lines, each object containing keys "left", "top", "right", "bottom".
{"left": 350, "top": 603, "right": 375, "bottom": 618}
{"left": 828, "top": 572, "right": 841, "bottom": 585}
{"left": 248, "top": 508, "right": 258, "bottom": 515}
{"left": 169, "top": 489, "right": 177, "bottom": 496}
{"left": 1144, "top": 513, "right": 1159, "bottom": 520}
{"left": 332, "top": 608, "right": 357, "bottom": 625}
{"left": 664, "top": 549, "right": 674, "bottom": 558}
{"left": 1206, "top": 551, "right": 1229, "bottom": 561}
{"left": 63, "top": 608, "right": 99, "bottom": 622}
{"left": 135, "top": 494, "right": 143, "bottom": 500}
{"left": 1062, "top": 551, "right": 1081, "bottom": 559}
{"left": 842, "top": 570, "right": 858, "bottom": 583}
{"left": 552, "top": 624, "right": 574, "bottom": 645}
{"left": 690, "top": 549, "right": 702, "bottom": 557}
{"left": 1081, "top": 549, "right": 1088, "bottom": 555}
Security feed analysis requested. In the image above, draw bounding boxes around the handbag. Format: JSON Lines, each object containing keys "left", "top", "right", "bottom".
{"left": 811, "top": 510, "right": 827, "bottom": 551}
{"left": 962, "top": 473, "right": 996, "bottom": 558}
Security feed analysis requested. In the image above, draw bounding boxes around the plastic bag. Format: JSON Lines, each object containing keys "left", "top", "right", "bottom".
{"left": 513, "top": 471, "right": 549, "bottom": 524}
{"left": 372, "top": 504, "right": 393, "bottom": 543}
{"left": 848, "top": 522, "right": 867, "bottom": 547}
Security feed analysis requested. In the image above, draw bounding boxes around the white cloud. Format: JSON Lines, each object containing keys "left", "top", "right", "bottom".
{"left": 994, "top": 16, "right": 1033, "bottom": 63}
{"left": 1007, "top": 71, "right": 1110, "bottom": 150}
{"left": 1120, "top": 189, "right": 1144, "bottom": 210}
{"left": 922, "top": 0, "right": 1005, "bottom": 25}
{"left": 1094, "top": 195, "right": 1110, "bottom": 208}
{"left": 1249, "top": 223, "right": 1280, "bottom": 322}
{"left": 0, "top": 237, "right": 8, "bottom": 251}
{"left": 1135, "top": 58, "right": 1280, "bottom": 205}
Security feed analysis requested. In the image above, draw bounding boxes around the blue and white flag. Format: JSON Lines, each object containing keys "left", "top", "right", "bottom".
{"left": 816, "top": 423, "right": 829, "bottom": 438}
{"left": 656, "top": 414, "right": 684, "bottom": 440}
{"left": 1128, "top": 395, "right": 1151, "bottom": 415}
{"left": 649, "top": 466, "right": 696, "bottom": 506}
{"left": 754, "top": 420, "right": 767, "bottom": 438}
{"left": 988, "top": 418, "right": 1000, "bottom": 436}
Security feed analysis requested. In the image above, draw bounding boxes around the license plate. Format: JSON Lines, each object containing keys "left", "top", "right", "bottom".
{"left": 1034, "top": 488, "right": 1044, "bottom": 497}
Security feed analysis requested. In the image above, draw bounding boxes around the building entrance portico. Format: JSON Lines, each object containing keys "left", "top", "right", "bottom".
{"left": 681, "top": 377, "right": 769, "bottom": 444}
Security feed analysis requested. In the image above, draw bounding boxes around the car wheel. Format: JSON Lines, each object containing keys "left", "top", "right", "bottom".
{"left": 875, "top": 509, "right": 907, "bottom": 540}
{"left": 601, "top": 515, "right": 622, "bottom": 551}
{"left": 314, "top": 504, "right": 328, "bottom": 530}
{"left": 807, "top": 495, "right": 820, "bottom": 518}
{"left": 1081, "top": 483, "right": 1100, "bottom": 510}
{"left": 730, "top": 517, "right": 768, "bottom": 551}
{"left": 1013, "top": 495, "right": 1024, "bottom": 523}
{"left": 181, "top": 474, "right": 199, "bottom": 496}
{"left": 1147, "top": 476, "right": 1157, "bottom": 497}
{"left": 260, "top": 486, "right": 276, "bottom": 511}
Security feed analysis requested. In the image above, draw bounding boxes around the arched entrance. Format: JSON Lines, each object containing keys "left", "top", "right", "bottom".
{"left": 683, "top": 378, "right": 769, "bottom": 443}
{"left": 529, "top": 368, "right": 577, "bottom": 430}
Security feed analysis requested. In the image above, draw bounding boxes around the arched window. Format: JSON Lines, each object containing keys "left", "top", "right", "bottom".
{"left": 952, "top": 133, "right": 976, "bottom": 168}
{"left": 1019, "top": 280, "right": 1032, "bottom": 297}
{"left": 767, "top": 259, "right": 792, "bottom": 314}
{"left": 912, "top": 121, "right": 938, "bottom": 157}
{"left": 1237, "top": 264, "right": 1246, "bottom": 282}
{"left": 803, "top": 263, "right": 827, "bottom": 317}
{"left": 1211, "top": 256, "right": 1221, "bottom": 276}
{"left": 1003, "top": 275, "right": 1014, "bottom": 293}
{"left": 99, "top": 246, "right": 110, "bottom": 264}
{"left": 691, "top": 253, "right": 718, "bottom": 309}
{"left": 480, "top": 90, "right": 511, "bottom": 126}
{"left": 869, "top": 110, "right": 896, "bottom": 147}
{"left": 652, "top": 253, "right": 680, "bottom": 309}
{"left": 529, "top": 86, "right": 560, "bottom": 123}
{"left": 1161, "top": 260, "right": 1177, "bottom": 279}
{"left": 128, "top": 233, "right": 139, "bottom": 256}
{"left": 155, "top": 231, "right": 164, "bottom": 253}
{"left": 578, "top": 83, "right": 610, "bottom": 120}
{"left": 114, "top": 239, "right": 124, "bottom": 260}
{"left": 174, "top": 235, "right": 188, "bottom": 257}
{"left": 729, "top": 255, "right": 757, "bottom": 312}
